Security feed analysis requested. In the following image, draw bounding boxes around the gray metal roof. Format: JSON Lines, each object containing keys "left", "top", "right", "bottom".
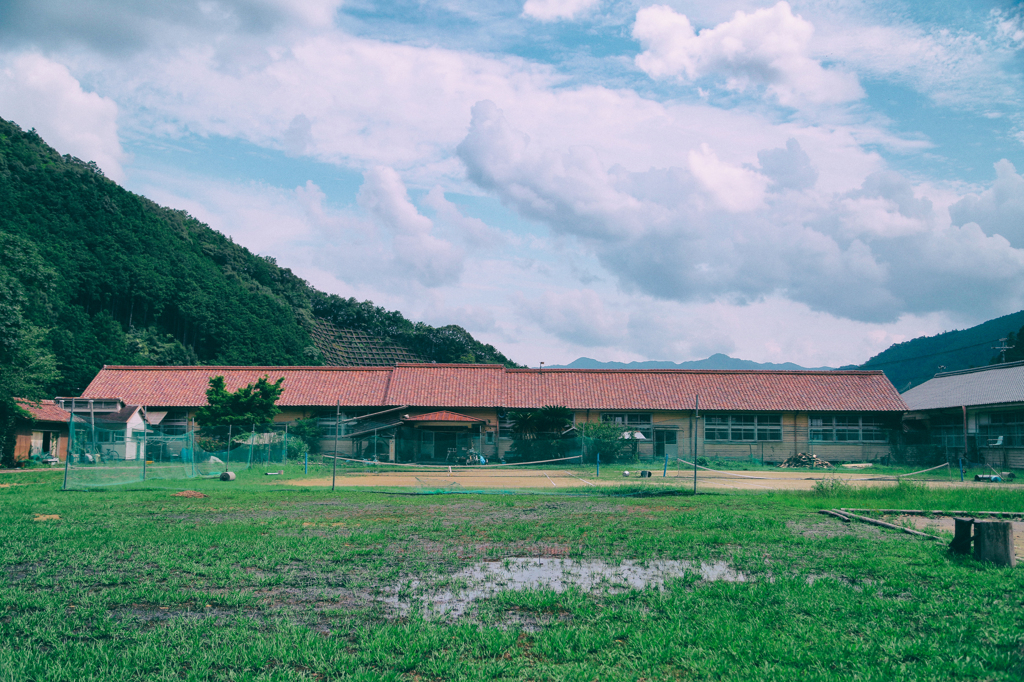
{"left": 901, "top": 361, "right": 1024, "bottom": 411}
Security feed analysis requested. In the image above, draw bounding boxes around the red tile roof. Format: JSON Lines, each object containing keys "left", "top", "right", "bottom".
{"left": 15, "top": 399, "right": 71, "bottom": 423}
{"left": 386, "top": 364, "right": 505, "bottom": 407}
{"left": 80, "top": 364, "right": 906, "bottom": 413}
{"left": 404, "top": 410, "right": 485, "bottom": 423}
{"left": 503, "top": 369, "right": 907, "bottom": 412}
{"left": 82, "top": 366, "right": 393, "bottom": 407}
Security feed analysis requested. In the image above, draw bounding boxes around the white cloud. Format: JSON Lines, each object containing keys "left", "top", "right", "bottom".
{"left": 949, "top": 160, "right": 1024, "bottom": 245}
{"left": 522, "top": 0, "right": 599, "bottom": 22}
{"left": 688, "top": 143, "right": 767, "bottom": 211}
{"left": 633, "top": 2, "right": 864, "bottom": 107}
{"left": 358, "top": 167, "right": 465, "bottom": 288}
{"left": 457, "top": 101, "right": 1024, "bottom": 324}
{"left": 0, "top": 52, "right": 125, "bottom": 181}
{"left": 816, "top": 11, "right": 1024, "bottom": 113}
{"left": 423, "top": 187, "right": 508, "bottom": 249}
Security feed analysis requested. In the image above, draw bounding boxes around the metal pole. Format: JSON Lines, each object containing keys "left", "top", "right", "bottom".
{"left": 62, "top": 403, "right": 73, "bottom": 490}
{"left": 332, "top": 400, "right": 339, "bottom": 491}
{"left": 226, "top": 424, "right": 231, "bottom": 473}
{"left": 693, "top": 395, "right": 700, "bottom": 494}
{"left": 663, "top": 431, "right": 669, "bottom": 477}
{"left": 141, "top": 407, "right": 147, "bottom": 482}
{"left": 248, "top": 423, "right": 254, "bottom": 469}
{"left": 962, "top": 405, "right": 969, "bottom": 469}
{"left": 89, "top": 400, "right": 96, "bottom": 464}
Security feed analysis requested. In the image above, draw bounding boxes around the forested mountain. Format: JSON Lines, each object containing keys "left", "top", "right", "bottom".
{"left": 856, "top": 309, "right": 1024, "bottom": 391}
{"left": 0, "top": 117, "right": 517, "bottom": 400}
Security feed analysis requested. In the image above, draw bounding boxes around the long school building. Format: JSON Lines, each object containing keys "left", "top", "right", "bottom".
{"left": 78, "top": 364, "right": 907, "bottom": 464}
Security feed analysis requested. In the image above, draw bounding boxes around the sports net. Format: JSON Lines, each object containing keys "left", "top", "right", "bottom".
{"left": 63, "top": 417, "right": 289, "bottom": 490}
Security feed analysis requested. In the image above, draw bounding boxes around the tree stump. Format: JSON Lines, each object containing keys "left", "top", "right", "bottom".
{"left": 973, "top": 520, "right": 1016, "bottom": 567}
{"left": 949, "top": 517, "right": 974, "bottom": 555}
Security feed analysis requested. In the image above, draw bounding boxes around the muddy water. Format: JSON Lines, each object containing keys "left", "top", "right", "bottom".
{"left": 383, "top": 558, "right": 745, "bottom": 617}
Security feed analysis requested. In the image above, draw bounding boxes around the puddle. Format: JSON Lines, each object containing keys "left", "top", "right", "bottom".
{"left": 383, "top": 558, "right": 745, "bottom": 618}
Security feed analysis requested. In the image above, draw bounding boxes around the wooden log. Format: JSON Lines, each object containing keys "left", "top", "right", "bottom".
{"left": 949, "top": 517, "right": 973, "bottom": 555}
{"left": 819, "top": 509, "right": 850, "bottom": 522}
{"left": 840, "top": 508, "right": 1024, "bottom": 518}
{"left": 840, "top": 511, "right": 943, "bottom": 541}
{"left": 973, "top": 520, "right": 1017, "bottom": 567}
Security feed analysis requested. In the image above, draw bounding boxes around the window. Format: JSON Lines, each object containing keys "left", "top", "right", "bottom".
{"left": 809, "top": 414, "right": 886, "bottom": 442}
{"left": 978, "top": 411, "right": 1024, "bottom": 447}
{"left": 705, "top": 414, "right": 781, "bottom": 441}
{"left": 318, "top": 411, "right": 368, "bottom": 437}
{"left": 485, "top": 431, "right": 495, "bottom": 445}
{"left": 601, "top": 413, "right": 653, "bottom": 439}
{"left": 162, "top": 410, "right": 189, "bottom": 435}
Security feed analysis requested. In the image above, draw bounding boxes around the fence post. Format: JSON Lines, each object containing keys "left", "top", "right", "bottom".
{"left": 973, "top": 520, "right": 1016, "bottom": 566}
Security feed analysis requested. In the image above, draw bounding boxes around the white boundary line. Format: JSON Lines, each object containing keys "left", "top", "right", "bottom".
{"left": 329, "top": 455, "right": 584, "bottom": 468}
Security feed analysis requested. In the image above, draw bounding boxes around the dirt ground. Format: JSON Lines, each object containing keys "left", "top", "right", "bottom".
{"left": 893, "top": 514, "right": 1024, "bottom": 559}
{"left": 283, "top": 467, "right": 1009, "bottom": 492}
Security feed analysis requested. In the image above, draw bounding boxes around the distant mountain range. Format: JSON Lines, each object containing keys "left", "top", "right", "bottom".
{"left": 553, "top": 308, "right": 1024, "bottom": 394}
{"left": 548, "top": 354, "right": 831, "bottom": 371}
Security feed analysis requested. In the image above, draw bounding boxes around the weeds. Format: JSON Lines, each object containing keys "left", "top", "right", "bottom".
{"left": 2, "top": 469, "right": 1023, "bottom": 680}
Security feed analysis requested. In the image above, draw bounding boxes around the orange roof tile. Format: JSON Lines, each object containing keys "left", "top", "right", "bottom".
{"left": 79, "top": 364, "right": 906, "bottom": 413}
{"left": 386, "top": 364, "right": 505, "bottom": 408}
{"left": 404, "top": 410, "right": 485, "bottom": 422}
{"left": 503, "top": 369, "right": 906, "bottom": 412}
{"left": 15, "top": 399, "right": 71, "bottom": 423}
{"left": 82, "top": 366, "right": 393, "bottom": 407}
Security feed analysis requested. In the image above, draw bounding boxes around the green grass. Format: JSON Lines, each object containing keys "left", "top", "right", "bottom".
{"left": 2, "top": 469, "right": 1023, "bottom": 681}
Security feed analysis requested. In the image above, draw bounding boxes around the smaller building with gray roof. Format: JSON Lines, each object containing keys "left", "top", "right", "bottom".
{"left": 902, "top": 360, "right": 1024, "bottom": 468}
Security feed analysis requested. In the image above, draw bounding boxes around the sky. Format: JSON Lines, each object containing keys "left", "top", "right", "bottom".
{"left": 2, "top": 0, "right": 1023, "bottom": 369}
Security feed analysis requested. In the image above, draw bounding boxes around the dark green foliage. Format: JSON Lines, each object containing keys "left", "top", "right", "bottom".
{"left": 579, "top": 421, "right": 631, "bottom": 463}
{"left": 289, "top": 417, "right": 325, "bottom": 455}
{"left": 0, "top": 116, "right": 520, "bottom": 401}
{"left": 507, "top": 405, "right": 575, "bottom": 461}
{"left": 859, "top": 308, "right": 1024, "bottom": 391}
{"left": 0, "top": 233, "right": 61, "bottom": 467}
{"left": 194, "top": 375, "right": 284, "bottom": 428}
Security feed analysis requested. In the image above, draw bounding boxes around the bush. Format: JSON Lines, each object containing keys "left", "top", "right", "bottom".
{"left": 812, "top": 476, "right": 852, "bottom": 497}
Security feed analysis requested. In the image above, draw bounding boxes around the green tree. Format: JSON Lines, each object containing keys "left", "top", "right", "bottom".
{"left": 194, "top": 375, "right": 285, "bottom": 429}
{"left": 508, "top": 405, "right": 574, "bottom": 462}
{"left": 579, "top": 421, "right": 630, "bottom": 464}
{"left": 0, "top": 235, "right": 61, "bottom": 467}
{"left": 289, "top": 417, "right": 325, "bottom": 455}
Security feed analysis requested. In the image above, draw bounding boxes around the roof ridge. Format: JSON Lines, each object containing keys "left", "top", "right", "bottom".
{"left": 932, "top": 360, "right": 1024, "bottom": 378}
{"left": 505, "top": 368, "right": 880, "bottom": 375}
{"left": 98, "top": 365, "right": 396, "bottom": 371}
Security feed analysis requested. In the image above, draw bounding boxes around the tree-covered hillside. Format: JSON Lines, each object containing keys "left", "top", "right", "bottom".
{"left": 0, "top": 117, "right": 518, "bottom": 399}
{"left": 858, "top": 309, "right": 1024, "bottom": 391}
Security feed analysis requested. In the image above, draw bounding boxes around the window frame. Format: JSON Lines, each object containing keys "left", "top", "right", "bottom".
{"left": 600, "top": 412, "right": 653, "bottom": 440}
{"left": 704, "top": 414, "right": 782, "bottom": 442}
{"left": 809, "top": 414, "right": 887, "bottom": 443}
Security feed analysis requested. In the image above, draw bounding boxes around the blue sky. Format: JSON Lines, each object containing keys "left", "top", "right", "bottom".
{"left": 1, "top": 0, "right": 1023, "bottom": 368}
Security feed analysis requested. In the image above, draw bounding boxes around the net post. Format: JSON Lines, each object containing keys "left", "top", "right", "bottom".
{"left": 141, "top": 407, "right": 147, "bottom": 482}
{"left": 332, "top": 400, "right": 339, "bottom": 491}
{"left": 693, "top": 394, "right": 700, "bottom": 494}
{"left": 62, "top": 403, "right": 73, "bottom": 491}
{"left": 226, "top": 424, "right": 232, "bottom": 473}
{"left": 248, "top": 423, "right": 254, "bottom": 468}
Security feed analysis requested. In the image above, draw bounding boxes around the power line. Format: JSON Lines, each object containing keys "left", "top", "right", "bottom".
{"left": 860, "top": 338, "right": 1004, "bottom": 369}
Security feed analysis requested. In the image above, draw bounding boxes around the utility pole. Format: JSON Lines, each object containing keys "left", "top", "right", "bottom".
{"left": 992, "top": 338, "right": 1014, "bottom": 363}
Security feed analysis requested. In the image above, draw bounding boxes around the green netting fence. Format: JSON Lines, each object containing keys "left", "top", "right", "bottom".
{"left": 63, "top": 417, "right": 290, "bottom": 490}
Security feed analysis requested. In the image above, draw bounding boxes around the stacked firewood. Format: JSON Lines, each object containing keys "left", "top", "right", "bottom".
{"left": 779, "top": 452, "right": 833, "bottom": 469}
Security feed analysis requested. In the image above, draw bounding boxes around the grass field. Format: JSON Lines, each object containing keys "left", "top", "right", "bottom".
{"left": 2, "top": 465, "right": 1023, "bottom": 681}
